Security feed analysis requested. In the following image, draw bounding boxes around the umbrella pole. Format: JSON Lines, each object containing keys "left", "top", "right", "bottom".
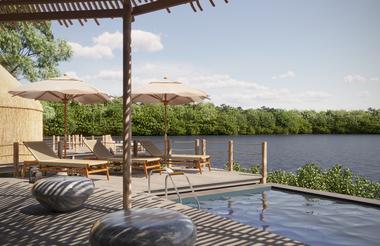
{"left": 63, "top": 97, "right": 68, "bottom": 158}
{"left": 122, "top": 3, "right": 133, "bottom": 210}
{"left": 164, "top": 102, "right": 168, "bottom": 160}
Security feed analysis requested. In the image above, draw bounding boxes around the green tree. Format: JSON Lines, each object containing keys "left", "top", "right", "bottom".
{"left": 0, "top": 22, "right": 72, "bottom": 81}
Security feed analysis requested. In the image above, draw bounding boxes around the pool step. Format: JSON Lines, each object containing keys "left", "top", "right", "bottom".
{"left": 149, "top": 178, "right": 262, "bottom": 196}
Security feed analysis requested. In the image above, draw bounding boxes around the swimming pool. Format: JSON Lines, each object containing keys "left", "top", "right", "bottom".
{"left": 182, "top": 187, "right": 380, "bottom": 246}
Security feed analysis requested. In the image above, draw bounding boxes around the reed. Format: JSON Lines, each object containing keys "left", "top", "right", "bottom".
{"left": 0, "top": 65, "right": 43, "bottom": 164}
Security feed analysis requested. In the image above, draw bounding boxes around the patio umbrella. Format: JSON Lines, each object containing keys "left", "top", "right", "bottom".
{"left": 132, "top": 78, "right": 209, "bottom": 159}
{"left": 9, "top": 74, "right": 110, "bottom": 157}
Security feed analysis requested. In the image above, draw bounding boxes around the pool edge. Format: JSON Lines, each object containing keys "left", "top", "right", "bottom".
{"left": 270, "top": 183, "right": 380, "bottom": 208}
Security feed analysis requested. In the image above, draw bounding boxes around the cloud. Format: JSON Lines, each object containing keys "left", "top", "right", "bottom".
{"left": 344, "top": 74, "right": 379, "bottom": 83}
{"left": 181, "top": 74, "right": 330, "bottom": 107}
{"left": 358, "top": 90, "right": 370, "bottom": 98}
{"left": 94, "top": 69, "right": 123, "bottom": 81}
{"left": 69, "top": 30, "right": 163, "bottom": 59}
{"left": 127, "top": 63, "right": 329, "bottom": 108}
{"left": 132, "top": 30, "right": 164, "bottom": 52}
{"left": 68, "top": 42, "right": 113, "bottom": 59}
{"left": 298, "top": 91, "right": 331, "bottom": 101}
{"left": 344, "top": 74, "right": 367, "bottom": 83}
{"left": 272, "top": 70, "right": 296, "bottom": 80}
{"left": 71, "top": 62, "right": 334, "bottom": 109}
{"left": 93, "top": 32, "right": 123, "bottom": 49}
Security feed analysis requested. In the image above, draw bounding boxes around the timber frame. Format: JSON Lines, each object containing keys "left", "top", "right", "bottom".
{"left": 0, "top": 0, "right": 229, "bottom": 26}
{"left": 0, "top": 0, "right": 229, "bottom": 209}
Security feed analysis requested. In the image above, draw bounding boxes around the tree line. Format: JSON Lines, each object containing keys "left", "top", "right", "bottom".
{"left": 42, "top": 98, "right": 380, "bottom": 136}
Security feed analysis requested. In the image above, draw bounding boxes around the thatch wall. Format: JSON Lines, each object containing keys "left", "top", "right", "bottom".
{"left": 0, "top": 65, "right": 43, "bottom": 165}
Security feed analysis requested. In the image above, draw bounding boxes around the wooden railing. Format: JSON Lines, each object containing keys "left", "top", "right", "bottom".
{"left": 5, "top": 136, "right": 268, "bottom": 183}
{"left": 168, "top": 138, "right": 268, "bottom": 184}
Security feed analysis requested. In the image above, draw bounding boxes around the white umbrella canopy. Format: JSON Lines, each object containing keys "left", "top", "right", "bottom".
{"left": 9, "top": 74, "right": 110, "bottom": 103}
{"left": 132, "top": 81, "right": 208, "bottom": 105}
{"left": 132, "top": 79, "right": 209, "bottom": 158}
{"left": 9, "top": 74, "right": 110, "bottom": 157}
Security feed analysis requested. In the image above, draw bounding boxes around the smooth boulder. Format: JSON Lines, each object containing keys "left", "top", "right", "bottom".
{"left": 90, "top": 208, "right": 197, "bottom": 246}
{"left": 32, "top": 176, "right": 94, "bottom": 212}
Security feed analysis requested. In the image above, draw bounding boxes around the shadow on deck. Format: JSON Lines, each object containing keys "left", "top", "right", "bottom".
{"left": 0, "top": 179, "right": 303, "bottom": 246}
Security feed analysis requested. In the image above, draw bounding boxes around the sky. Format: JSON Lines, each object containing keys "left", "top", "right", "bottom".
{"left": 51, "top": 0, "right": 380, "bottom": 110}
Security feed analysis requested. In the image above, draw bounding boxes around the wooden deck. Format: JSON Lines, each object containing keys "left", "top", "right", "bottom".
{"left": 0, "top": 170, "right": 303, "bottom": 245}
{"left": 0, "top": 173, "right": 304, "bottom": 245}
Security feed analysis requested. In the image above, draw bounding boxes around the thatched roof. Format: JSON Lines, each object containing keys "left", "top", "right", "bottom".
{"left": 0, "top": 65, "right": 43, "bottom": 112}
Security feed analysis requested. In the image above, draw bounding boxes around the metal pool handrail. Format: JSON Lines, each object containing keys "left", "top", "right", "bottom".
{"left": 148, "top": 168, "right": 200, "bottom": 209}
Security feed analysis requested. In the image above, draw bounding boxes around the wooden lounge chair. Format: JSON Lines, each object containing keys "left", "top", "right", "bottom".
{"left": 83, "top": 139, "right": 161, "bottom": 178}
{"left": 103, "top": 134, "right": 123, "bottom": 153}
{"left": 139, "top": 140, "right": 211, "bottom": 174}
{"left": 23, "top": 141, "right": 110, "bottom": 180}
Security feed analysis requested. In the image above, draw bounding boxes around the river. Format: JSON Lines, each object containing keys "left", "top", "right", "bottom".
{"left": 131, "top": 135, "right": 380, "bottom": 182}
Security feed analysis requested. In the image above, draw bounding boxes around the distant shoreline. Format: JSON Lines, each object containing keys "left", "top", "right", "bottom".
{"left": 42, "top": 101, "right": 380, "bottom": 136}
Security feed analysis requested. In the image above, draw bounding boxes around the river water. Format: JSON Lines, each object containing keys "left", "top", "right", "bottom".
{"left": 131, "top": 135, "right": 380, "bottom": 181}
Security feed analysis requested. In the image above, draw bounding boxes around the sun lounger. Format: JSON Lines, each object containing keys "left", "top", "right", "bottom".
{"left": 23, "top": 141, "right": 110, "bottom": 180}
{"left": 83, "top": 139, "right": 161, "bottom": 178}
{"left": 139, "top": 140, "right": 211, "bottom": 174}
{"left": 103, "top": 134, "right": 123, "bottom": 153}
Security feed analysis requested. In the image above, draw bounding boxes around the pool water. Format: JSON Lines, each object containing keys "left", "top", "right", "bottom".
{"left": 182, "top": 188, "right": 380, "bottom": 246}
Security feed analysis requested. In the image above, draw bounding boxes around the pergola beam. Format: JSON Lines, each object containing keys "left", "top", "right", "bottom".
{"left": 132, "top": 0, "right": 194, "bottom": 16}
{"left": 0, "top": 0, "right": 105, "bottom": 6}
{"left": 0, "top": 9, "right": 124, "bottom": 21}
{"left": 0, "top": 0, "right": 229, "bottom": 23}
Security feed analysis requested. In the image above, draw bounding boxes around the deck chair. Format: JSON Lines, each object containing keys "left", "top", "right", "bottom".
{"left": 83, "top": 139, "right": 161, "bottom": 178}
{"left": 139, "top": 140, "right": 211, "bottom": 174}
{"left": 103, "top": 134, "right": 122, "bottom": 153}
{"left": 23, "top": 141, "right": 110, "bottom": 180}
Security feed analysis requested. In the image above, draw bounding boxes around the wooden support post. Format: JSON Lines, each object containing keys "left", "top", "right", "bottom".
{"left": 167, "top": 138, "right": 172, "bottom": 168}
{"left": 201, "top": 139, "right": 206, "bottom": 155}
{"left": 228, "top": 140, "right": 234, "bottom": 171}
{"left": 122, "top": 2, "right": 133, "bottom": 210}
{"left": 194, "top": 139, "right": 200, "bottom": 155}
{"left": 80, "top": 134, "right": 83, "bottom": 147}
{"left": 57, "top": 141, "right": 63, "bottom": 159}
{"left": 73, "top": 135, "right": 76, "bottom": 152}
{"left": 68, "top": 135, "right": 71, "bottom": 150}
{"left": 133, "top": 140, "right": 138, "bottom": 157}
{"left": 91, "top": 135, "right": 95, "bottom": 140}
{"left": 52, "top": 135, "right": 56, "bottom": 152}
{"left": 261, "top": 141, "right": 268, "bottom": 184}
{"left": 13, "top": 142, "right": 19, "bottom": 177}
{"left": 167, "top": 138, "right": 172, "bottom": 155}
{"left": 76, "top": 135, "right": 79, "bottom": 150}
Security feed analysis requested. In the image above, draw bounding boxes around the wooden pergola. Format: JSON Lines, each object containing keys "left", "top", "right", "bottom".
{"left": 0, "top": 0, "right": 229, "bottom": 209}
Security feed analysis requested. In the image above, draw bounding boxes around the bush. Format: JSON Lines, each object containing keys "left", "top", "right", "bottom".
{"left": 227, "top": 162, "right": 380, "bottom": 200}
{"left": 267, "top": 170, "right": 297, "bottom": 186}
{"left": 224, "top": 162, "right": 246, "bottom": 172}
{"left": 224, "top": 162, "right": 261, "bottom": 174}
{"left": 324, "top": 165, "right": 355, "bottom": 195}
{"left": 295, "top": 163, "right": 326, "bottom": 190}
